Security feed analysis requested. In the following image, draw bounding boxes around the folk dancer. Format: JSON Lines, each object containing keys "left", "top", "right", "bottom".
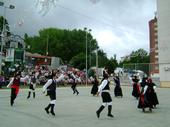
{"left": 138, "top": 78, "right": 158, "bottom": 112}
{"left": 43, "top": 72, "right": 64, "bottom": 116}
{"left": 91, "top": 76, "right": 99, "bottom": 96}
{"left": 96, "top": 74, "right": 114, "bottom": 118}
{"left": 7, "top": 71, "right": 28, "bottom": 106}
{"left": 69, "top": 72, "right": 79, "bottom": 95}
{"left": 27, "top": 72, "right": 36, "bottom": 99}
{"left": 113, "top": 75, "right": 123, "bottom": 98}
{"left": 131, "top": 75, "right": 140, "bottom": 99}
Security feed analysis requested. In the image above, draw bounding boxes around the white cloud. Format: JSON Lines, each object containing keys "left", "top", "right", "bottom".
{"left": 1, "top": 0, "right": 156, "bottom": 60}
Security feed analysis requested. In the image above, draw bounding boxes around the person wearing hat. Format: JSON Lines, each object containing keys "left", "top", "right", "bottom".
{"left": 96, "top": 74, "right": 114, "bottom": 118}
{"left": 7, "top": 71, "right": 29, "bottom": 106}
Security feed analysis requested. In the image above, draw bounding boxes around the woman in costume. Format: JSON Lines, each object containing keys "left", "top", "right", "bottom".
{"left": 113, "top": 75, "right": 123, "bottom": 98}
{"left": 7, "top": 71, "right": 28, "bottom": 106}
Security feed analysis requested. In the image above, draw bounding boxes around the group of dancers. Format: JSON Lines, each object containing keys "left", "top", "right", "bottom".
{"left": 6, "top": 69, "right": 79, "bottom": 116}
{"left": 131, "top": 75, "right": 159, "bottom": 112}
{"left": 91, "top": 67, "right": 123, "bottom": 118}
{"left": 6, "top": 67, "right": 159, "bottom": 118}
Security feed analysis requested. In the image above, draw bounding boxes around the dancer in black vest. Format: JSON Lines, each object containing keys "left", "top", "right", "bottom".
{"left": 96, "top": 74, "right": 113, "bottom": 118}
{"left": 69, "top": 72, "right": 79, "bottom": 95}
{"left": 27, "top": 72, "right": 36, "bottom": 99}
{"left": 43, "top": 72, "right": 64, "bottom": 116}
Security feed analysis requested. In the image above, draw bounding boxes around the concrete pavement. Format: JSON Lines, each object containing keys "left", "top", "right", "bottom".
{"left": 0, "top": 85, "right": 170, "bottom": 127}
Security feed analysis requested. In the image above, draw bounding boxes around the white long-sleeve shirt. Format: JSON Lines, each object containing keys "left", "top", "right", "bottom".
{"left": 7, "top": 76, "right": 29, "bottom": 88}
{"left": 98, "top": 79, "right": 108, "bottom": 93}
{"left": 43, "top": 74, "right": 64, "bottom": 92}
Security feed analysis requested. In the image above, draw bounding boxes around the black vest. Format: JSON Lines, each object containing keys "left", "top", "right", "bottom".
{"left": 102, "top": 80, "right": 110, "bottom": 90}
{"left": 47, "top": 80, "right": 56, "bottom": 91}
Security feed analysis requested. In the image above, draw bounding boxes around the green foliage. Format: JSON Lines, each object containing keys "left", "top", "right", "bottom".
{"left": 69, "top": 52, "right": 86, "bottom": 70}
{"left": 25, "top": 27, "right": 118, "bottom": 70}
{"left": 119, "top": 48, "right": 150, "bottom": 67}
{"left": 0, "top": 16, "right": 10, "bottom": 35}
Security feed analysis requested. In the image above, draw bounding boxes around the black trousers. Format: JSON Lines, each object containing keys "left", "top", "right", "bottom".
{"left": 10, "top": 88, "right": 17, "bottom": 106}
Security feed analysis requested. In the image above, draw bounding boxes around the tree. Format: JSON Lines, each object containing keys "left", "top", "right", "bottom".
{"left": 119, "top": 48, "right": 150, "bottom": 66}
{"left": 69, "top": 52, "right": 86, "bottom": 70}
{"left": 0, "top": 16, "right": 10, "bottom": 35}
{"left": 129, "top": 48, "right": 149, "bottom": 63}
{"left": 119, "top": 48, "right": 150, "bottom": 74}
{"left": 25, "top": 28, "right": 99, "bottom": 69}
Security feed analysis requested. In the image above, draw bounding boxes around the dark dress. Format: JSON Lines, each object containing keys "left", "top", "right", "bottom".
{"left": 132, "top": 77, "right": 140, "bottom": 99}
{"left": 132, "top": 83, "right": 140, "bottom": 99}
{"left": 151, "top": 83, "right": 159, "bottom": 107}
{"left": 138, "top": 85, "right": 154, "bottom": 109}
{"left": 91, "top": 77, "right": 99, "bottom": 96}
{"left": 113, "top": 76, "right": 123, "bottom": 97}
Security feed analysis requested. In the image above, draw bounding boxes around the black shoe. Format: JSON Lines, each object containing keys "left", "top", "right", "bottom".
{"left": 33, "top": 92, "right": 35, "bottom": 98}
{"left": 77, "top": 92, "right": 79, "bottom": 95}
{"left": 50, "top": 111, "right": 55, "bottom": 116}
{"left": 149, "top": 108, "right": 152, "bottom": 112}
{"left": 27, "top": 92, "right": 31, "bottom": 99}
{"left": 11, "top": 101, "right": 14, "bottom": 106}
{"left": 142, "top": 108, "right": 145, "bottom": 112}
{"left": 96, "top": 111, "right": 100, "bottom": 118}
{"left": 108, "top": 114, "right": 114, "bottom": 118}
{"left": 45, "top": 107, "right": 49, "bottom": 114}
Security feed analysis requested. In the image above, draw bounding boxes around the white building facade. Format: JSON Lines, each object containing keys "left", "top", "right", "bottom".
{"left": 157, "top": 0, "right": 170, "bottom": 87}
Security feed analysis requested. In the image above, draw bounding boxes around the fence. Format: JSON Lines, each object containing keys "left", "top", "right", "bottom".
{"left": 122, "top": 63, "right": 160, "bottom": 86}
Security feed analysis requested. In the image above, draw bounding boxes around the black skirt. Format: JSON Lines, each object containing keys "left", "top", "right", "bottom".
{"left": 29, "top": 84, "right": 35, "bottom": 90}
{"left": 114, "top": 86, "right": 123, "bottom": 97}
{"left": 48, "top": 90, "right": 56, "bottom": 100}
{"left": 91, "top": 84, "right": 98, "bottom": 95}
{"left": 101, "top": 92, "right": 112, "bottom": 103}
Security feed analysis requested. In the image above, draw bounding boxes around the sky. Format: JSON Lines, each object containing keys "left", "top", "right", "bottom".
{"left": 0, "top": 0, "right": 157, "bottom": 60}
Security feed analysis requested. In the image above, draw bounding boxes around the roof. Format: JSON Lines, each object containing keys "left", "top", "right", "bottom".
{"left": 25, "top": 52, "right": 51, "bottom": 59}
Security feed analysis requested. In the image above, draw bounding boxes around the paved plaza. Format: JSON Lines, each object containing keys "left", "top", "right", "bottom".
{"left": 0, "top": 85, "right": 170, "bottom": 127}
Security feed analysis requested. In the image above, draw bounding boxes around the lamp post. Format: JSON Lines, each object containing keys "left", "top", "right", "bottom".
{"left": 0, "top": 2, "right": 15, "bottom": 74}
{"left": 95, "top": 49, "right": 98, "bottom": 79}
{"left": 89, "top": 38, "right": 93, "bottom": 67}
{"left": 84, "top": 27, "right": 91, "bottom": 86}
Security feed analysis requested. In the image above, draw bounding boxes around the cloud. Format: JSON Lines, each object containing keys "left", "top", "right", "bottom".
{"left": 0, "top": 0, "right": 156, "bottom": 60}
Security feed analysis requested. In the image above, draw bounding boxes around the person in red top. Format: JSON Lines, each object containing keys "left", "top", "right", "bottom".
{"left": 7, "top": 71, "right": 28, "bottom": 106}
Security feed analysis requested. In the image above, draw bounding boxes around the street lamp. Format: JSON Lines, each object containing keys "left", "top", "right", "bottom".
{"left": 0, "top": 2, "right": 15, "bottom": 74}
{"left": 84, "top": 27, "right": 91, "bottom": 86}
{"left": 89, "top": 38, "right": 93, "bottom": 67}
{"left": 95, "top": 49, "right": 99, "bottom": 79}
